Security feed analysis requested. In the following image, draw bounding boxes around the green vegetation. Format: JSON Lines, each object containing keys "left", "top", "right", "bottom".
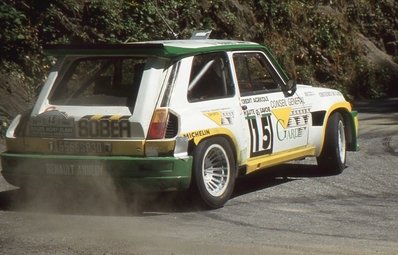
{"left": 0, "top": 0, "right": 397, "bottom": 111}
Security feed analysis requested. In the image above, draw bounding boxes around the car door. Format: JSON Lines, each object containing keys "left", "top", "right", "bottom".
{"left": 170, "top": 52, "right": 249, "bottom": 164}
{"left": 231, "top": 51, "right": 311, "bottom": 160}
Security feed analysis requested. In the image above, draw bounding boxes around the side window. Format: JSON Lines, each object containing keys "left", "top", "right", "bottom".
{"left": 188, "top": 52, "right": 234, "bottom": 101}
{"left": 233, "top": 52, "right": 279, "bottom": 95}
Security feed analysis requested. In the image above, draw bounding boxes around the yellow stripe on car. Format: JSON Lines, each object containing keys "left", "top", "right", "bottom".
{"left": 245, "top": 145, "right": 316, "bottom": 174}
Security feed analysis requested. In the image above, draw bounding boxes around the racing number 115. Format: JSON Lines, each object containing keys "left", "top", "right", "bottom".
{"left": 248, "top": 115, "right": 273, "bottom": 157}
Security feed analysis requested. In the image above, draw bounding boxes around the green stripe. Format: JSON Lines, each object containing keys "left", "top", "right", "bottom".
{"left": 1, "top": 152, "right": 193, "bottom": 190}
{"left": 349, "top": 111, "right": 360, "bottom": 151}
{"left": 0, "top": 152, "right": 184, "bottom": 162}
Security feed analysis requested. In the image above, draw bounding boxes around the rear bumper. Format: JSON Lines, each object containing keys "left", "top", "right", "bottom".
{"left": 0, "top": 152, "right": 193, "bottom": 191}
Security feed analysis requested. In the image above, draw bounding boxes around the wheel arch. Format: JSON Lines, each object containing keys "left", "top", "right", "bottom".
{"left": 339, "top": 109, "right": 358, "bottom": 151}
{"left": 319, "top": 102, "right": 357, "bottom": 154}
{"left": 187, "top": 132, "right": 239, "bottom": 177}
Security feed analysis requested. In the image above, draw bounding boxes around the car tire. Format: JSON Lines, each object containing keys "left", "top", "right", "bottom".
{"left": 191, "top": 137, "right": 236, "bottom": 209}
{"left": 317, "top": 112, "right": 347, "bottom": 174}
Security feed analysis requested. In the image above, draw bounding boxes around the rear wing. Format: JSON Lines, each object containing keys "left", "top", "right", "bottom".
{"left": 44, "top": 43, "right": 169, "bottom": 58}
{"left": 43, "top": 40, "right": 266, "bottom": 59}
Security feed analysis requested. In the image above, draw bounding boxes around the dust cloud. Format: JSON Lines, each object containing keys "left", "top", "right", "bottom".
{"left": 4, "top": 160, "right": 196, "bottom": 216}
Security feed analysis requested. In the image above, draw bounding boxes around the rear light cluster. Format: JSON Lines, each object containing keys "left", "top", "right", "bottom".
{"left": 147, "top": 108, "right": 178, "bottom": 139}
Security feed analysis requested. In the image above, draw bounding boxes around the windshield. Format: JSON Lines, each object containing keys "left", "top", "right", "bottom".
{"left": 49, "top": 57, "right": 147, "bottom": 106}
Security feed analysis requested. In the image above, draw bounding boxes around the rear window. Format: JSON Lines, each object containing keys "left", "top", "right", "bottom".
{"left": 49, "top": 57, "right": 147, "bottom": 106}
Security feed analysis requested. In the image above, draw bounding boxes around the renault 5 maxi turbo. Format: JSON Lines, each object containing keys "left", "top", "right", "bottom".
{"left": 0, "top": 36, "right": 358, "bottom": 208}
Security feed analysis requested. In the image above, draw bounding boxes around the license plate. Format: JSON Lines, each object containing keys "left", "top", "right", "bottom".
{"left": 45, "top": 162, "right": 104, "bottom": 176}
{"left": 51, "top": 140, "right": 111, "bottom": 154}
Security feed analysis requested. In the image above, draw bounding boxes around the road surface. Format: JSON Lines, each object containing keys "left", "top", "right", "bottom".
{"left": 0, "top": 99, "right": 397, "bottom": 254}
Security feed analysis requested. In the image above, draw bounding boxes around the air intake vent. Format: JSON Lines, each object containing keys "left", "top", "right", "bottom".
{"left": 165, "top": 113, "right": 178, "bottom": 138}
{"left": 311, "top": 111, "right": 326, "bottom": 126}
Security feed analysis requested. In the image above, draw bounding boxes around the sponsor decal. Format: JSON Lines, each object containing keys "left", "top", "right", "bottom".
{"left": 273, "top": 107, "right": 310, "bottom": 141}
{"left": 270, "top": 99, "right": 288, "bottom": 108}
{"left": 204, "top": 110, "right": 235, "bottom": 126}
{"left": 242, "top": 94, "right": 310, "bottom": 155}
{"left": 204, "top": 112, "right": 222, "bottom": 126}
{"left": 29, "top": 111, "right": 132, "bottom": 138}
{"left": 304, "top": 91, "right": 315, "bottom": 97}
{"left": 287, "top": 96, "right": 305, "bottom": 106}
{"left": 270, "top": 96, "right": 305, "bottom": 109}
{"left": 243, "top": 107, "right": 271, "bottom": 118}
{"left": 319, "top": 91, "right": 342, "bottom": 97}
{"left": 253, "top": 96, "right": 269, "bottom": 102}
{"left": 221, "top": 111, "right": 235, "bottom": 125}
{"left": 276, "top": 122, "right": 307, "bottom": 141}
{"left": 29, "top": 111, "right": 75, "bottom": 138}
{"left": 183, "top": 129, "right": 211, "bottom": 139}
{"left": 241, "top": 96, "right": 269, "bottom": 105}
{"left": 271, "top": 107, "right": 292, "bottom": 129}
{"left": 78, "top": 115, "right": 131, "bottom": 138}
{"left": 241, "top": 96, "right": 271, "bottom": 119}
{"left": 45, "top": 163, "right": 104, "bottom": 176}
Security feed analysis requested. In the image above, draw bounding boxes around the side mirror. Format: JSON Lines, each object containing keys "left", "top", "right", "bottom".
{"left": 284, "top": 79, "right": 297, "bottom": 96}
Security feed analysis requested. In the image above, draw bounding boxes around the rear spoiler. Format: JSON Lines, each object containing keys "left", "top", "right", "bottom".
{"left": 44, "top": 43, "right": 169, "bottom": 58}
{"left": 43, "top": 40, "right": 268, "bottom": 60}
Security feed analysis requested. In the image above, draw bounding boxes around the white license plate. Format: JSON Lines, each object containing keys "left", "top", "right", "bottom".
{"left": 52, "top": 140, "right": 111, "bottom": 154}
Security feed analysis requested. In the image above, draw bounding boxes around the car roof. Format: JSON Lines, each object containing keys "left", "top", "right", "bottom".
{"left": 44, "top": 39, "right": 291, "bottom": 83}
{"left": 44, "top": 39, "right": 266, "bottom": 58}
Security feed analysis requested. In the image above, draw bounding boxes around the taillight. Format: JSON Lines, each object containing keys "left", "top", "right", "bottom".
{"left": 147, "top": 108, "right": 169, "bottom": 139}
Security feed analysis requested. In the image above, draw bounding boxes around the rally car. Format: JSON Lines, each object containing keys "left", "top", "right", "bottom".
{"left": 0, "top": 33, "right": 358, "bottom": 208}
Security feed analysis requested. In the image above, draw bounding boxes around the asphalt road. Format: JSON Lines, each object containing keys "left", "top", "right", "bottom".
{"left": 0, "top": 99, "right": 397, "bottom": 255}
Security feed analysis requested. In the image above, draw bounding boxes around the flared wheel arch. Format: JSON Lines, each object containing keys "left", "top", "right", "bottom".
{"left": 188, "top": 135, "right": 238, "bottom": 177}
{"left": 319, "top": 108, "right": 357, "bottom": 155}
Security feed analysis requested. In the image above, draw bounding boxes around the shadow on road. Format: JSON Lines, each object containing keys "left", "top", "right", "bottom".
{"left": 233, "top": 163, "right": 327, "bottom": 198}
{"left": 354, "top": 98, "right": 398, "bottom": 113}
{"left": 0, "top": 163, "right": 330, "bottom": 216}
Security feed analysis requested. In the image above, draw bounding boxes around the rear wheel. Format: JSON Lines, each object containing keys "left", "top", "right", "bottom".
{"left": 191, "top": 137, "right": 235, "bottom": 209}
{"left": 317, "top": 112, "right": 347, "bottom": 174}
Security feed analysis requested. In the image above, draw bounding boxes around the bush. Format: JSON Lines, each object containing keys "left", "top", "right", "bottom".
{"left": 1, "top": 0, "right": 398, "bottom": 102}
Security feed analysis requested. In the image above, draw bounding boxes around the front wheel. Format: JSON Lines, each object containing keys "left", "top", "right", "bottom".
{"left": 191, "top": 137, "right": 236, "bottom": 209}
{"left": 317, "top": 112, "right": 347, "bottom": 174}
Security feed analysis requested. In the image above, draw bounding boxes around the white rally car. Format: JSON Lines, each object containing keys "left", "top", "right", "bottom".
{"left": 1, "top": 36, "right": 358, "bottom": 208}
